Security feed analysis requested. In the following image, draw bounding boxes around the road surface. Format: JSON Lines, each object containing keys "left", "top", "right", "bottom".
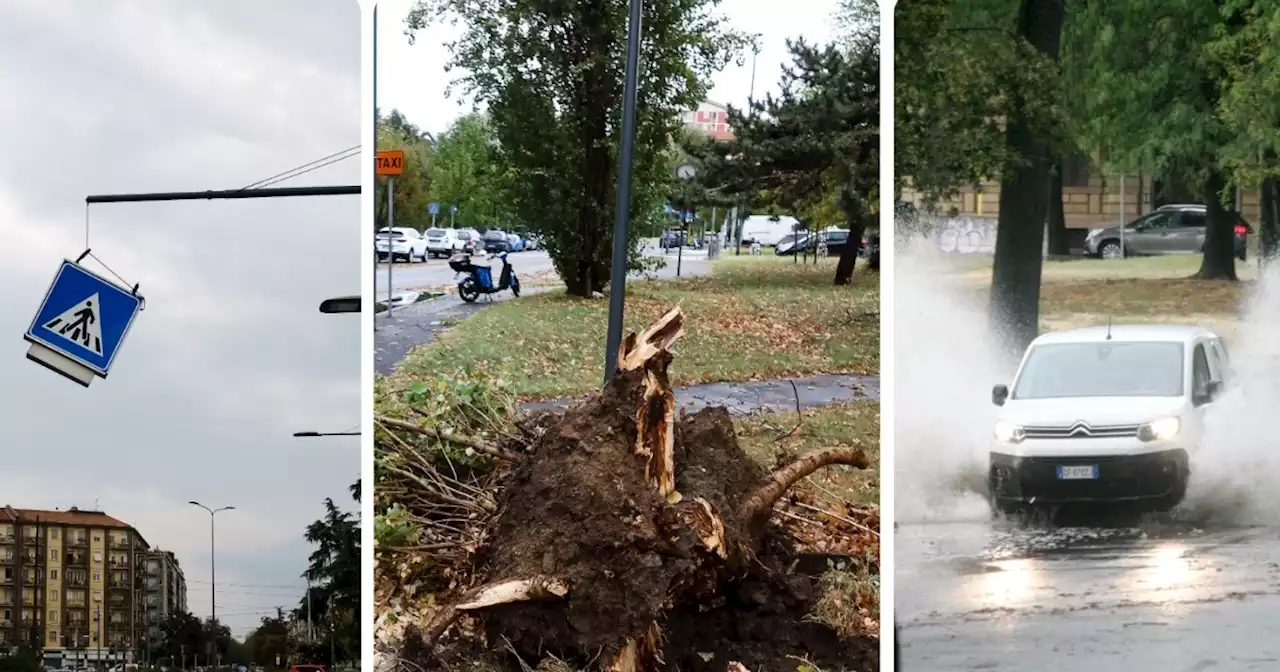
{"left": 898, "top": 512, "right": 1280, "bottom": 671}
{"left": 375, "top": 245, "right": 712, "bottom": 295}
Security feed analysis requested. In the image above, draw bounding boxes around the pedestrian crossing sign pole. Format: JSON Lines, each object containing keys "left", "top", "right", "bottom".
{"left": 23, "top": 259, "right": 144, "bottom": 387}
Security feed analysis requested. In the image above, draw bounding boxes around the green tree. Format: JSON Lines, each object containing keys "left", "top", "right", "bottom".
{"left": 295, "top": 485, "right": 360, "bottom": 665}
{"left": 375, "top": 109, "right": 438, "bottom": 232}
{"left": 1072, "top": 0, "right": 1245, "bottom": 280}
{"left": 244, "top": 610, "right": 292, "bottom": 667}
{"left": 404, "top": 0, "right": 746, "bottom": 297}
{"left": 700, "top": 32, "right": 878, "bottom": 285}
{"left": 156, "top": 611, "right": 205, "bottom": 662}
{"left": 430, "top": 114, "right": 517, "bottom": 230}
{"left": 896, "top": 0, "right": 1065, "bottom": 351}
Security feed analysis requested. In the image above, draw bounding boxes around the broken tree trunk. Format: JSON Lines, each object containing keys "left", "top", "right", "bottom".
{"left": 410, "top": 306, "right": 871, "bottom": 666}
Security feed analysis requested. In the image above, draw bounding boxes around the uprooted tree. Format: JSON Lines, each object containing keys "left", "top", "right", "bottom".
{"left": 377, "top": 307, "right": 871, "bottom": 668}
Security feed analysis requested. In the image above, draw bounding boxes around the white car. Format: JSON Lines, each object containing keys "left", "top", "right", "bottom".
{"left": 424, "top": 227, "right": 467, "bottom": 258}
{"left": 988, "top": 324, "right": 1229, "bottom": 514}
{"left": 375, "top": 227, "right": 428, "bottom": 262}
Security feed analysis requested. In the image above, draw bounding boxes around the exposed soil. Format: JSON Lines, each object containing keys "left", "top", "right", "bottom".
{"left": 395, "top": 309, "right": 876, "bottom": 671}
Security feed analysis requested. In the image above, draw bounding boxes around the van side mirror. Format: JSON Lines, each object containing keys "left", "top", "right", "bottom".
{"left": 992, "top": 384, "right": 1009, "bottom": 406}
{"left": 1207, "top": 380, "right": 1222, "bottom": 399}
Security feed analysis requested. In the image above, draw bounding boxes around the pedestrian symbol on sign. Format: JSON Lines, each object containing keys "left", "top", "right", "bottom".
{"left": 42, "top": 293, "right": 103, "bottom": 356}
{"left": 24, "top": 259, "right": 144, "bottom": 387}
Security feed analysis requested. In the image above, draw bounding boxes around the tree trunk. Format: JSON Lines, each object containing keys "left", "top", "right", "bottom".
{"left": 834, "top": 186, "right": 864, "bottom": 285}
{"left": 1194, "top": 167, "right": 1238, "bottom": 280}
{"left": 1262, "top": 176, "right": 1278, "bottom": 262}
{"left": 988, "top": 0, "right": 1064, "bottom": 353}
{"left": 1046, "top": 159, "right": 1069, "bottom": 256}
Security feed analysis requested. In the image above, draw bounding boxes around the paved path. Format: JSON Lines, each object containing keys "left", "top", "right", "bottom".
{"left": 523, "top": 372, "right": 877, "bottom": 415}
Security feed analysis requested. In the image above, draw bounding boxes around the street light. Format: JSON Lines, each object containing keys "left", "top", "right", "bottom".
{"left": 292, "top": 430, "right": 360, "bottom": 437}
{"left": 188, "top": 501, "right": 233, "bottom": 667}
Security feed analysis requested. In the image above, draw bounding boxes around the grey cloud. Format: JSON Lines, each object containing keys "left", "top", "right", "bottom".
{"left": 0, "top": 1, "right": 361, "bottom": 638}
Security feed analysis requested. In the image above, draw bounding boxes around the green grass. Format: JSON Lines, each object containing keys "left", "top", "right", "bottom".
{"left": 734, "top": 400, "right": 880, "bottom": 506}
{"left": 386, "top": 255, "right": 878, "bottom": 399}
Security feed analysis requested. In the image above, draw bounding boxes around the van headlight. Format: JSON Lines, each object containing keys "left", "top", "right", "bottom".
{"left": 994, "top": 420, "right": 1025, "bottom": 444}
{"left": 1138, "top": 416, "right": 1181, "bottom": 442}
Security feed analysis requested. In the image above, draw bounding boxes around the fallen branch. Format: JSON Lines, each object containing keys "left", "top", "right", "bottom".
{"left": 376, "top": 414, "right": 519, "bottom": 461}
{"left": 791, "top": 500, "right": 879, "bottom": 537}
{"left": 740, "top": 446, "right": 871, "bottom": 525}
{"left": 774, "top": 379, "right": 803, "bottom": 442}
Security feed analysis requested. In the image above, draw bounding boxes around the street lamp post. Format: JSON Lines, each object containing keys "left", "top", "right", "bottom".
{"left": 292, "top": 431, "right": 360, "bottom": 438}
{"left": 188, "top": 501, "right": 234, "bottom": 668}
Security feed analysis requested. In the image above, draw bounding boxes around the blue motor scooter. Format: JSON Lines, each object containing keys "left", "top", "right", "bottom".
{"left": 448, "top": 251, "right": 521, "bottom": 303}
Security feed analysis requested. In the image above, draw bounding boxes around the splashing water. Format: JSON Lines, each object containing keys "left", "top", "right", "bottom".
{"left": 1186, "top": 262, "right": 1280, "bottom": 525}
{"left": 893, "top": 236, "right": 1018, "bottom": 522}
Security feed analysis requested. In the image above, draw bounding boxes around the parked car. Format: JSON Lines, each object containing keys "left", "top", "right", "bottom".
{"left": 507, "top": 233, "right": 525, "bottom": 252}
{"left": 775, "top": 228, "right": 851, "bottom": 256}
{"left": 484, "top": 229, "right": 512, "bottom": 253}
{"left": 425, "top": 227, "right": 468, "bottom": 258}
{"left": 456, "top": 228, "right": 482, "bottom": 253}
{"left": 523, "top": 235, "right": 540, "bottom": 251}
{"left": 1083, "top": 204, "right": 1251, "bottom": 261}
{"left": 740, "top": 215, "right": 801, "bottom": 246}
{"left": 375, "top": 227, "right": 428, "bottom": 262}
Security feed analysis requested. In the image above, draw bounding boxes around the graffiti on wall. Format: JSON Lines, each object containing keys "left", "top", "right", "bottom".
{"left": 935, "top": 216, "right": 998, "bottom": 254}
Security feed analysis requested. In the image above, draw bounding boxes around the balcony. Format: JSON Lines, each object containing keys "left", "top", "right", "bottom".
{"left": 0, "top": 535, "right": 13, "bottom": 544}
{"left": 0, "top": 595, "right": 10, "bottom": 606}
{"left": 65, "top": 555, "right": 87, "bottom": 567}
{"left": 0, "top": 556, "right": 12, "bottom": 566}
{"left": 21, "top": 575, "right": 41, "bottom": 587}
{"left": 108, "top": 537, "right": 130, "bottom": 550}
{"left": 66, "top": 578, "right": 86, "bottom": 589}
{"left": 66, "top": 538, "right": 87, "bottom": 548}
{"left": 22, "top": 554, "right": 38, "bottom": 565}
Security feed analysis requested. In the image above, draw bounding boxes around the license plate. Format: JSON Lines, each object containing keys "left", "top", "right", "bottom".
{"left": 1057, "top": 465, "right": 1099, "bottom": 480}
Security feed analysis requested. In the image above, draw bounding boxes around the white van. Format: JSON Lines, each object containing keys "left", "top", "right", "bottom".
{"left": 988, "top": 324, "right": 1229, "bottom": 513}
{"left": 739, "top": 215, "right": 801, "bottom": 246}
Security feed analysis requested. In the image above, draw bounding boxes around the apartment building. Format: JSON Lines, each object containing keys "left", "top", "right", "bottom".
{"left": 143, "top": 550, "right": 187, "bottom": 648}
{"left": 679, "top": 100, "right": 735, "bottom": 142}
{"left": 0, "top": 506, "right": 149, "bottom": 667}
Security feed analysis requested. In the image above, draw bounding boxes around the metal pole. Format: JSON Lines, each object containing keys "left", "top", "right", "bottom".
{"left": 84, "top": 186, "right": 359, "bottom": 203}
{"left": 602, "top": 0, "right": 644, "bottom": 385}
{"left": 371, "top": 2, "right": 373, "bottom": 330}
{"left": 1119, "top": 175, "right": 1126, "bottom": 258}
{"left": 387, "top": 178, "right": 396, "bottom": 317}
{"left": 678, "top": 205, "right": 686, "bottom": 276}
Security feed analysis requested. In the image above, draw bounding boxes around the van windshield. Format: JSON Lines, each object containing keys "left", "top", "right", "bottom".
{"left": 1012, "top": 341, "right": 1185, "bottom": 399}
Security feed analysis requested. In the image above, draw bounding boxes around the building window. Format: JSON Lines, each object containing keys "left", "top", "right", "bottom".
{"left": 50, "top": 549, "right": 56, "bottom": 560}
{"left": 48, "top": 631, "right": 56, "bottom": 643}
{"left": 92, "top": 571, "right": 100, "bottom": 582}
{"left": 50, "top": 529, "right": 59, "bottom": 540}
{"left": 92, "top": 535, "right": 100, "bottom": 543}
{"left": 49, "top": 610, "right": 57, "bottom": 622}
{"left": 93, "top": 591, "right": 101, "bottom": 602}
{"left": 50, "top": 589, "right": 58, "bottom": 602}
{"left": 50, "top": 570, "right": 57, "bottom": 581}
{"left": 92, "top": 552, "right": 102, "bottom": 563}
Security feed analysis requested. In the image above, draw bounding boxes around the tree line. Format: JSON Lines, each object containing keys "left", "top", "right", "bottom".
{"left": 377, "top": 0, "right": 877, "bottom": 295}
{"left": 898, "top": 0, "right": 1280, "bottom": 351}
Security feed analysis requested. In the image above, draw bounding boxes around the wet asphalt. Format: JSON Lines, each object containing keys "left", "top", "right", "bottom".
{"left": 898, "top": 514, "right": 1280, "bottom": 671}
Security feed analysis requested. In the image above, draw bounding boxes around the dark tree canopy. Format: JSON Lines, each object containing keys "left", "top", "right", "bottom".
{"left": 699, "top": 23, "right": 878, "bottom": 285}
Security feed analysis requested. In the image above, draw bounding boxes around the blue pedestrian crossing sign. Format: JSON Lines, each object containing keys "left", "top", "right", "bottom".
{"left": 428, "top": 202, "right": 440, "bottom": 215}
{"left": 24, "top": 260, "right": 143, "bottom": 381}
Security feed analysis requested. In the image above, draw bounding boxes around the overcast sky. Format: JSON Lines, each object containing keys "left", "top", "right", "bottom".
{"left": 0, "top": 1, "right": 360, "bottom": 638}
{"left": 375, "top": 0, "right": 841, "bottom": 136}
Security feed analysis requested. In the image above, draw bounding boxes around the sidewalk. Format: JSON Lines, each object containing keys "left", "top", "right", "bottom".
{"left": 523, "top": 372, "right": 878, "bottom": 415}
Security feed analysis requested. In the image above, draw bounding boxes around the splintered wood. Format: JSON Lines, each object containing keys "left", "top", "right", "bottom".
{"left": 624, "top": 306, "right": 684, "bottom": 505}
{"left": 608, "top": 622, "right": 664, "bottom": 672}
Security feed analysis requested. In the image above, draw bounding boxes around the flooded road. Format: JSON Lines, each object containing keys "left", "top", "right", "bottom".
{"left": 898, "top": 516, "right": 1280, "bottom": 671}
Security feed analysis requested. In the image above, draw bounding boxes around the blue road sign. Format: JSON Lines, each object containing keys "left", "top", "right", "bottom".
{"left": 25, "top": 260, "right": 143, "bottom": 377}
{"left": 684, "top": 212, "right": 695, "bottom": 223}
{"left": 428, "top": 202, "right": 440, "bottom": 215}
{"left": 450, "top": 204, "right": 457, "bottom": 213}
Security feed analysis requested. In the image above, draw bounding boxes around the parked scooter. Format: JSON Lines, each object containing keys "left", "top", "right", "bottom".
{"left": 448, "top": 251, "right": 521, "bottom": 303}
